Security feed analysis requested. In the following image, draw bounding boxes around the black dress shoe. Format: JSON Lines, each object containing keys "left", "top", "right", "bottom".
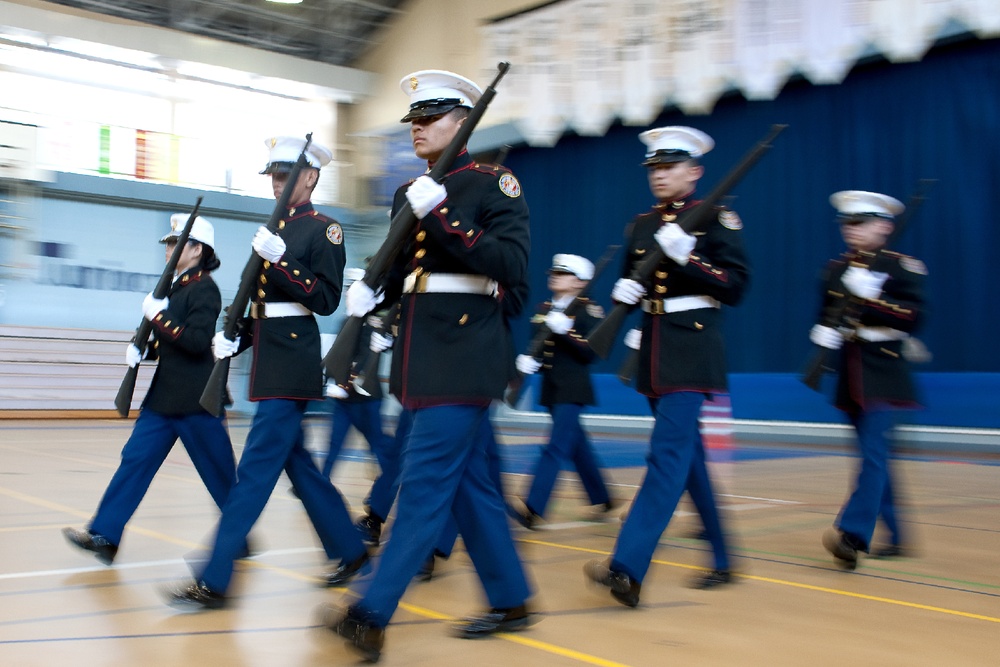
{"left": 321, "top": 604, "right": 385, "bottom": 663}
{"left": 452, "top": 604, "right": 533, "bottom": 638}
{"left": 161, "top": 581, "right": 227, "bottom": 611}
{"left": 512, "top": 500, "right": 539, "bottom": 530}
{"left": 63, "top": 527, "right": 118, "bottom": 565}
{"left": 871, "top": 544, "right": 910, "bottom": 559}
{"left": 690, "top": 569, "right": 734, "bottom": 589}
{"left": 414, "top": 554, "right": 435, "bottom": 582}
{"left": 355, "top": 514, "right": 382, "bottom": 547}
{"left": 322, "top": 552, "right": 370, "bottom": 587}
{"left": 823, "top": 529, "right": 860, "bottom": 570}
{"left": 584, "top": 559, "right": 641, "bottom": 607}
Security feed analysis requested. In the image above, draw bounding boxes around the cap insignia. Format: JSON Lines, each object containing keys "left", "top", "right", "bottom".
{"left": 410, "top": 76, "right": 419, "bottom": 91}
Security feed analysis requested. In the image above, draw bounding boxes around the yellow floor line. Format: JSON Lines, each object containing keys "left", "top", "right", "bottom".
{"left": 522, "top": 536, "right": 1000, "bottom": 625}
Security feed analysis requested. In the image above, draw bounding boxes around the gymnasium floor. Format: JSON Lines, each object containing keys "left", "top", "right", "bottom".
{"left": 1, "top": 418, "right": 998, "bottom": 666}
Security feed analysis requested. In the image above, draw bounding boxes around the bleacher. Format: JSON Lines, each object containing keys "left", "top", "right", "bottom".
{"left": 0, "top": 325, "right": 152, "bottom": 417}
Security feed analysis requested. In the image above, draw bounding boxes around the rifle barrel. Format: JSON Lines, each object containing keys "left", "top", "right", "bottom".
{"left": 114, "top": 197, "right": 202, "bottom": 417}
{"left": 324, "top": 63, "right": 512, "bottom": 386}
{"left": 199, "top": 134, "right": 314, "bottom": 416}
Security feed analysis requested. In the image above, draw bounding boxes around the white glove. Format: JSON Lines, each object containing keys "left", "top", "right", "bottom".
{"left": 252, "top": 226, "right": 286, "bottom": 263}
{"left": 611, "top": 278, "right": 646, "bottom": 305}
{"left": 624, "top": 328, "right": 642, "bottom": 350}
{"left": 326, "top": 382, "right": 349, "bottom": 399}
{"left": 809, "top": 324, "right": 844, "bottom": 350}
{"left": 345, "top": 280, "right": 384, "bottom": 318}
{"left": 369, "top": 331, "right": 394, "bottom": 353}
{"left": 654, "top": 223, "right": 697, "bottom": 266}
{"left": 211, "top": 331, "right": 240, "bottom": 360}
{"left": 841, "top": 266, "right": 889, "bottom": 300}
{"left": 544, "top": 310, "right": 574, "bottom": 335}
{"left": 125, "top": 343, "right": 143, "bottom": 368}
{"left": 405, "top": 175, "right": 447, "bottom": 219}
{"left": 516, "top": 354, "right": 542, "bottom": 375}
{"left": 142, "top": 293, "right": 169, "bottom": 321}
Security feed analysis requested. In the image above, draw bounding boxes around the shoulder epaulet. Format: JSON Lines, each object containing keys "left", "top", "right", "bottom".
{"left": 470, "top": 162, "right": 507, "bottom": 177}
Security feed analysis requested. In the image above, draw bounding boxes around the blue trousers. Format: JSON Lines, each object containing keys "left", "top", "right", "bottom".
{"left": 364, "top": 408, "right": 409, "bottom": 522}
{"left": 432, "top": 415, "right": 506, "bottom": 558}
{"left": 686, "top": 429, "right": 730, "bottom": 571}
{"left": 197, "top": 399, "right": 366, "bottom": 593}
{"left": 837, "top": 408, "right": 902, "bottom": 551}
{"left": 525, "top": 403, "right": 610, "bottom": 516}
{"left": 612, "top": 392, "right": 705, "bottom": 582}
{"left": 320, "top": 398, "right": 394, "bottom": 484}
{"left": 351, "top": 405, "right": 531, "bottom": 627}
{"left": 89, "top": 409, "right": 236, "bottom": 545}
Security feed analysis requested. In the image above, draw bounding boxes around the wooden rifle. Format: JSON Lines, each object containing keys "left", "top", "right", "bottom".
{"left": 199, "top": 133, "right": 314, "bottom": 417}
{"left": 503, "top": 244, "right": 620, "bottom": 408}
{"left": 323, "top": 62, "right": 512, "bottom": 386}
{"left": 114, "top": 197, "right": 202, "bottom": 417}
{"left": 587, "top": 123, "right": 787, "bottom": 359}
{"left": 352, "top": 301, "right": 401, "bottom": 397}
{"left": 800, "top": 178, "right": 934, "bottom": 391}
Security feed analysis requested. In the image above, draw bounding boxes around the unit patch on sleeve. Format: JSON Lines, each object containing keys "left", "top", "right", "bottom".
{"left": 900, "top": 256, "right": 928, "bottom": 275}
{"left": 498, "top": 173, "right": 522, "bottom": 198}
{"left": 718, "top": 210, "right": 742, "bottom": 230}
{"left": 326, "top": 223, "right": 344, "bottom": 245}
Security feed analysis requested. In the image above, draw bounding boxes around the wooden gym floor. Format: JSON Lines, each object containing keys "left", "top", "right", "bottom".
{"left": 1, "top": 418, "right": 998, "bottom": 666}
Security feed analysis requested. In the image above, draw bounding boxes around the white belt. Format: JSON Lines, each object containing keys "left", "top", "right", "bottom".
{"left": 403, "top": 272, "right": 499, "bottom": 297}
{"left": 641, "top": 295, "right": 720, "bottom": 315}
{"left": 852, "top": 326, "right": 908, "bottom": 342}
{"left": 250, "top": 301, "right": 312, "bottom": 319}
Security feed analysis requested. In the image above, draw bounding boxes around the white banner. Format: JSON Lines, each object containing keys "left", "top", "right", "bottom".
{"left": 482, "top": 0, "right": 995, "bottom": 145}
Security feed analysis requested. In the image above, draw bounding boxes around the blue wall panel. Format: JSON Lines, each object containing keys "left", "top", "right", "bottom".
{"left": 502, "top": 37, "right": 1000, "bottom": 379}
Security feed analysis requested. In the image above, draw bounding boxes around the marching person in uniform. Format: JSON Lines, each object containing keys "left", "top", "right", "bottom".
{"left": 813, "top": 190, "right": 926, "bottom": 569}
{"left": 619, "top": 324, "right": 737, "bottom": 589}
{"left": 162, "top": 136, "right": 368, "bottom": 610}
{"left": 513, "top": 253, "right": 615, "bottom": 528}
{"left": 321, "top": 69, "right": 533, "bottom": 662}
{"left": 64, "top": 216, "right": 239, "bottom": 565}
{"left": 584, "top": 126, "right": 749, "bottom": 607}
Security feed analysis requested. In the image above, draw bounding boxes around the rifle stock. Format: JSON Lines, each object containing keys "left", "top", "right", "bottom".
{"left": 801, "top": 178, "right": 935, "bottom": 391}
{"left": 346, "top": 302, "right": 400, "bottom": 396}
{"left": 324, "top": 62, "right": 512, "bottom": 386}
{"left": 587, "top": 123, "right": 787, "bottom": 359}
{"left": 503, "top": 245, "right": 619, "bottom": 407}
{"left": 617, "top": 349, "right": 639, "bottom": 385}
{"left": 199, "top": 134, "right": 314, "bottom": 417}
{"left": 114, "top": 197, "right": 203, "bottom": 417}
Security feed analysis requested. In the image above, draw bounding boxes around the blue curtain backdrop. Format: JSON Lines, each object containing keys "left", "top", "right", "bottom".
{"left": 502, "top": 36, "right": 1000, "bottom": 377}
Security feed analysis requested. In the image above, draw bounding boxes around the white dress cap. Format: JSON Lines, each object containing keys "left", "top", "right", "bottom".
{"left": 639, "top": 126, "right": 714, "bottom": 166}
{"left": 550, "top": 253, "right": 595, "bottom": 281}
{"left": 829, "top": 190, "right": 905, "bottom": 219}
{"left": 260, "top": 136, "right": 333, "bottom": 174}
{"left": 399, "top": 70, "right": 483, "bottom": 122}
{"left": 161, "top": 213, "right": 215, "bottom": 250}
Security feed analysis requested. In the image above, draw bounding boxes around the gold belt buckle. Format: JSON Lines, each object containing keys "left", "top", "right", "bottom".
{"left": 414, "top": 272, "right": 429, "bottom": 293}
{"left": 646, "top": 299, "right": 665, "bottom": 315}
{"left": 250, "top": 302, "right": 264, "bottom": 319}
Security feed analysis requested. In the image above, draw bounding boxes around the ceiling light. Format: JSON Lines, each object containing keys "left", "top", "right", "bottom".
{"left": 266, "top": 0, "right": 303, "bottom": 4}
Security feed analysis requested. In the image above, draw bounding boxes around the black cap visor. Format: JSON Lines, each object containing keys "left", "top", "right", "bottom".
{"left": 400, "top": 98, "right": 465, "bottom": 123}
{"left": 642, "top": 149, "right": 694, "bottom": 167}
